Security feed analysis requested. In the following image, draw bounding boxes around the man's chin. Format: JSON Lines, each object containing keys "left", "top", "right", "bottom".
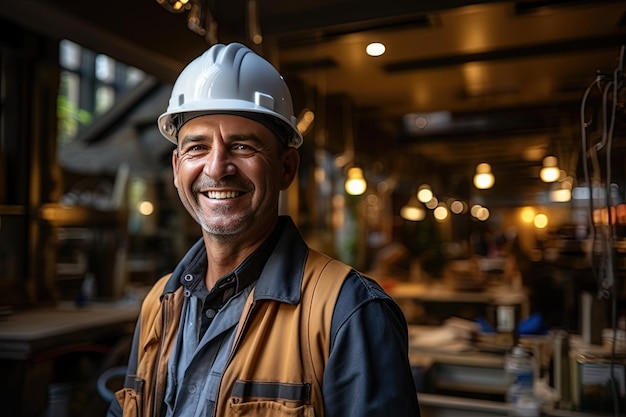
{"left": 201, "top": 218, "right": 249, "bottom": 238}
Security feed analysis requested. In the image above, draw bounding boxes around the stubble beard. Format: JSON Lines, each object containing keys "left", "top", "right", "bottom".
{"left": 197, "top": 203, "right": 254, "bottom": 240}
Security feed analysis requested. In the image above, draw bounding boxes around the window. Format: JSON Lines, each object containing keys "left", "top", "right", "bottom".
{"left": 57, "top": 39, "right": 146, "bottom": 146}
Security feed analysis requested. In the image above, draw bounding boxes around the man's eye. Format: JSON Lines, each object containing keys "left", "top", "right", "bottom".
{"left": 183, "top": 145, "right": 206, "bottom": 155}
{"left": 232, "top": 144, "right": 256, "bottom": 155}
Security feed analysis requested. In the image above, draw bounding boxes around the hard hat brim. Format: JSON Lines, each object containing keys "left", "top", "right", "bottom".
{"left": 158, "top": 99, "right": 303, "bottom": 148}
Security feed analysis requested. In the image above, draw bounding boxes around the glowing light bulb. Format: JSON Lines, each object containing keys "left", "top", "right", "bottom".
{"left": 473, "top": 163, "right": 494, "bottom": 189}
{"left": 366, "top": 43, "right": 386, "bottom": 57}
{"left": 540, "top": 156, "right": 559, "bottom": 182}
{"left": 345, "top": 167, "right": 367, "bottom": 195}
{"left": 417, "top": 185, "right": 433, "bottom": 203}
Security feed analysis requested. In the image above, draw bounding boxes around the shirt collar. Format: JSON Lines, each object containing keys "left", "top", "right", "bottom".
{"left": 180, "top": 217, "right": 287, "bottom": 302}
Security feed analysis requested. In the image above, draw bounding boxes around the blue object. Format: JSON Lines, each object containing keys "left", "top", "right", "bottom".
{"left": 518, "top": 312, "right": 548, "bottom": 335}
{"left": 476, "top": 317, "right": 496, "bottom": 334}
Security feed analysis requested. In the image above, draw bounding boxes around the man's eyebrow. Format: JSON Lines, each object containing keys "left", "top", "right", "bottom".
{"left": 229, "top": 132, "right": 261, "bottom": 140}
{"left": 178, "top": 134, "right": 205, "bottom": 148}
{"left": 228, "top": 132, "right": 267, "bottom": 145}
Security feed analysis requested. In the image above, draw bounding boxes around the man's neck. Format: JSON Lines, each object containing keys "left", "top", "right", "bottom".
{"left": 202, "top": 218, "right": 279, "bottom": 290}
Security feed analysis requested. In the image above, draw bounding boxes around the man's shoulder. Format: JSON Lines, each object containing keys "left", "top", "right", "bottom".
{"left": 330, "top": 269, "right": 406, "bottom": 339}
{"left": 339, "top": 269, "right": 392, "bottom": 303}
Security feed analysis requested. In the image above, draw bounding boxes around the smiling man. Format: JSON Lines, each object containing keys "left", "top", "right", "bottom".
{"left": 107, "top": 42, "right": 421, "bottom": 417}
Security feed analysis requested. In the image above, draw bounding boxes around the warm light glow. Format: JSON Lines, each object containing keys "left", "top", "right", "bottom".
{"left": 366, "top": 42, "right": 386, "bottom": 57}
{"left": 433, "top": 205, "right": 449, "bottom": 221}
{"left": 425, "top": 197, "right": 439, "bottom": 209}
{"left": 476, "top": 207, "right": 490, "bottom": 221}
{"left": 401, "top": 205, "right": 426, "bottom": 221}
{"left": 470, "top": 204, "right": 489, "bottom": 221}
{"left": 540, "top": 156, "right": 559, "bottom": 182}
{"left": 314, "top": 166, "right": 325, "bottom": 184}
{"left": 450, "top": 200, "right": 465, "bottom": 214}
{"left": 470, "top": 204, "right": 483, "bottom": 217}
{"left": 520, "top": 207, "right": 535, "bottom": 223}
{"left": 474, "top": 172, "right": 494, "bottom": 189}
{"left": 345, "top": 167, "right": 367, "bottom": 195}
{"left": 332, "top": 194, "right": 345, "bottom": 229}
{"left": 534, "top": 213, "right": 548, "bottom": 229}
{"left": 473, "top": 163, "right": 494, "bottom": 189}
{"left": 297, "top": 109, "right": 315, "bottom": 134}
{"left": 137, "top": 201, "right": 154, "bottom": 216}
{"left": 540, "top": 166, "right": 560, "bottom": 182}
{"left": 417, "top": 184, "right": 433, "bottom": 203}
{"left": 550, "top": 188, "right": 571, "bottom": 202}
{"left": 550, "top": 179, "right": 572, "bottom": 203}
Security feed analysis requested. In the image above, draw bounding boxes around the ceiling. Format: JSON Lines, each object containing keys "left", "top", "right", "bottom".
{"left": 2, "top": 0, "right": 625, "bottom": 205}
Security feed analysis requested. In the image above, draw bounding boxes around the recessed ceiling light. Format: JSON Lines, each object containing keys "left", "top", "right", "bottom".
{"left": 366, "top": 42, "right": 385, "bottom": 57}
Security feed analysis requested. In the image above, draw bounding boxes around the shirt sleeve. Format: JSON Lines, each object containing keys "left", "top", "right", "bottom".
{"left": 323, "top": 273, "right": 421, "bottom": 417}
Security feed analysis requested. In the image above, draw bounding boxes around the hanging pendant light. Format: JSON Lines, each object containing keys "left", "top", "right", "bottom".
{"left": 540, "top": 156, "right": 560, "bottom": 183}
{"left": 345, "top": 166, "right": 367, "bottom": 196}
{"left": 473, "top": 163, "right": 495, "bottom": 189}
{"left": 417, "top": 184, "right": 433, "bottom": 203}
{"left": 401, "top": 196, "right": 425, "bottom": 221}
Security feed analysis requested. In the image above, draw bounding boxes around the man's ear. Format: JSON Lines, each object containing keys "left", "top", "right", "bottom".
{"left": 280, "top": 147, "right": 300, "bottom": 190}
{"left": 171, "top": 149, "right": 180, "bottom": 189}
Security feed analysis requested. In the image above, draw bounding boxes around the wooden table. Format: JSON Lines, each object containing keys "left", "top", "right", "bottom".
{"left": 0, "top": 301, "right": 140, "bottom": 417}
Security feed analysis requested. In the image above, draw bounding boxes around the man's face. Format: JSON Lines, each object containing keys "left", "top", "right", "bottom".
{"left": 172, "top": 114, "right": 299, "bottom": 241}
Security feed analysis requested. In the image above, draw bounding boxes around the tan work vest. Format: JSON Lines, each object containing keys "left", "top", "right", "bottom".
{"left": 115, "top": 249, "right": 351, "bottom": 417}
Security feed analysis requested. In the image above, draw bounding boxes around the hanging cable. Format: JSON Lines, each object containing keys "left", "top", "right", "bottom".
{"left": 580, "top": 75, "right": 605, "bottom": 297}
{"left": 580, "top": 44, "right": 624, "bottom": 417}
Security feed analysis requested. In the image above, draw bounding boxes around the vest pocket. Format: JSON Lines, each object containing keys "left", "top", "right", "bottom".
{"left": 227, "top": 381, "right": 315, "bottom": 416}
{"left": 114, "top": 387, "right": 143, "bottom": 417}
{"left": 227, "top": 399, "right": 315, "bottom": 417}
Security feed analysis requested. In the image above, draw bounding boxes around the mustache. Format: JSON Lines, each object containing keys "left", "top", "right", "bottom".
{"left": 192, "top": 178, "right": 253, "bottom": 192}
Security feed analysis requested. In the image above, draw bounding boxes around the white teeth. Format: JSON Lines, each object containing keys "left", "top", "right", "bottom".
{"left": 206, "top": 191, "right": 240, "bottom": 199}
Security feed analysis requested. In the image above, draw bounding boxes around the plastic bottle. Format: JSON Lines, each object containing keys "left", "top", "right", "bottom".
{"left": 76, "top": 272, "right": 96, "bottom": 306}
{"left": 505, "top": 345, "right": 535, "bottom": 406}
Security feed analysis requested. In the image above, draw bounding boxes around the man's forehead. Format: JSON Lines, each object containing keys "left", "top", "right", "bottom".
{"left": 179, "top": 112, "right": 288, "bottom": 147}
{"left": 181, "top": 114, "right": 271, "bottom": 133}
{"left": 177, "top": 114, "right": 277, "bottom": 146}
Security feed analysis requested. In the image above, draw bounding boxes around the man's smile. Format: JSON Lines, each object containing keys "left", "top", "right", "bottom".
{"left": 205, "top": 190, "right": 243, "bottom": 199}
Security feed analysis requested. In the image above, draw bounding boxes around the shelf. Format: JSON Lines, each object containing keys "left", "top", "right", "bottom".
{"left": 0, "top": 205, "right": 26, "bottom": 216}
{"left": 39, "top": 203, "right": 125, "bottom": 227}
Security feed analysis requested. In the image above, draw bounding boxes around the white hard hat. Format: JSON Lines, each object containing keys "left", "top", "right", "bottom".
{"left": 158, "top": 43, "right": 303, "bottom": 148}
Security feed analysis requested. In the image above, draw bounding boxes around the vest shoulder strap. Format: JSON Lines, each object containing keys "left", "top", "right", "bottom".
{"left": 302, "top": 249, "right": 352, "bottom": 389}
{"left": 138, "top": 273, "right": 171, "bottom": 343}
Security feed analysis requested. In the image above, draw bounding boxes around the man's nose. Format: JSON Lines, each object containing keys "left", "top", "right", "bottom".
{"left": 203, "top": 143, "right": 236, "bottom": 179}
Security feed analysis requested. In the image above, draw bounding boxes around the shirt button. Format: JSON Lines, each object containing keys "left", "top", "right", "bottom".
{"left": 205, "top": 308, "right": 216, "bottom": 319}
{"left": 184, "top": 289, "right": 191, "bottom": 297}
{"left": 188, "top": 385, "right": 197, "bottom": 394}
{"left": 184, "top": 274, "right": 193, "bottom": 282}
